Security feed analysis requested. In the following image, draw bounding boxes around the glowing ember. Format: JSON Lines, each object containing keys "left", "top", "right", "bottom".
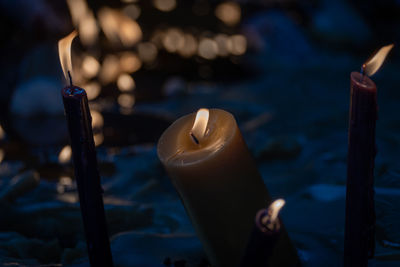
{"left": 362, "top": 44, "right": 394, "bottom": 76}
{"left": 153, "top": 0, "right": 176, "bottom": 12}
{"left": 58, "top": 145, "right": 72, "bottom": 164}
{"left": 198, "top": 38, "right": 218, "bottom": 60}
{"left": 138, "top": 42, "right": 158, "bottom": 63}
{"left": 123, "top": 4, "right": 141, "bottom": 20}
{"left": 229, "top": 35, "right": 247, "bottom": 55}
{"left": 191, "top": 108, "right": 209, "bottom": 143}
{"left": 119, "top": 52, "right": 142, "bottom": 73}
{"left": 83, "top": 81, "right": 101, "bottom": 100}
{"left": 215, "top": 2, "right": 241, "bottom": 26}
{"left": 117, "top": 74, "right": 135, "bottom": 92}
{"left": 82, "top": 55, "right": 100, "bottom": 78}
{"left": 118, "top": 94, "right": 135, "bottom": 108}
{"left": 91, "top": 110, "right": 104, "bottom": 129}
{"left": 58, "top": 31, "right": 77, "bottom": 82}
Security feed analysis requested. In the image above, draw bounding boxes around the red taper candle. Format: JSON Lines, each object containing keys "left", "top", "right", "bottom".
{"left": 344, "top": 44, "right": 393, "bottom": 267}
{"left": 59, "top": 31, "right": 113, "bottom": 267}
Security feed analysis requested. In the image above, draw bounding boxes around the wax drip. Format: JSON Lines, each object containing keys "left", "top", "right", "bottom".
{"left": 190, "top": 132, "right": 199, "bottom": 145}
{"left": 68, "top": 70, "right": 73, "bottom": 87}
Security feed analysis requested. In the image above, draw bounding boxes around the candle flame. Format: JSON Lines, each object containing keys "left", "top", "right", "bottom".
{"left": 362, "top": 44, "right": 394, "bottom": 76}
{"left": 269, "top": 198, "right": 285, "bottom": 223}
{"left": 191, "top": 108, "right": 209, "bottom": 142}
{"left": 58, "top": 31, "right": 77, "bottom": 82}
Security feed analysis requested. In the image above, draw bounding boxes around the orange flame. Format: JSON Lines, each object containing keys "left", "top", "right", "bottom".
{"left": 58, "top": 31, "right": 78, "bottom": 82}
{"left": 268, "top": 199, "right": 285, "bottom": 223}
{"left": 362, "top": 44, "right": 394, "bottom": 76}
{"left": 261, "top": 198, "right": 285, "bottom": 231}
{"left": 191, "top": 108, "right": 209, "bottom": 143}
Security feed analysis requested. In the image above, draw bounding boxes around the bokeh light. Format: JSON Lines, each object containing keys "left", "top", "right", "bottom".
{"left": 82, "top": 55, "right": 100, "bottom": 79}
{"left": 83, "top": 81, "right": 101, "bottom": 100}
{"left": 100, "top": 55, "right": 120, "bottom": 85}
{"left": 214, "top": 34, "right": 231, "bottom": 57}
{"left": 58, "top": 145, "right": 72, "bottom": 164}
{"left": 117, "top": 74, "right": 136, "bottom": 92}
{"left": 0, "top": 125, "right": 5, "bottom": 140}
{"left": 163, "top": 28, "right": 185, "bottom": 53}
{"left": 91, "top": 110, "right": 104, "bottom": 129}
{"left": 198, "top": 38, "right": 218, "bottom": 60}
{"left": 94, "top": 133, "right": 104, "bottom": 147}
{"left": 179, "top": 34, "right": 198, "bottom": 58}
{"left": 153, "top": 0, "right": 177, "bottom": 12}
{"left": 122, "top": 4, "right": 141, "bottom": 20}
{"left": 138, "top": 42, "right": 158, "bottom": 63}
{"left": 118, "top": 93, "right": 136, "bottom": 108}
{"left": 215, "top": 2, "right": 241, "bottom": 26}
{"left": 229, "top": 34, "right": 247, "bottom": 55}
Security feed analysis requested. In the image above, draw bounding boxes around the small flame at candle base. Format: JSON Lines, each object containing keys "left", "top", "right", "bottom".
{"left": 261, "top": 199, "right": 285, "bottom": 231}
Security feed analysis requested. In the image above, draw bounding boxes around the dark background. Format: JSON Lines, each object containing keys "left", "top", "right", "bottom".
{"left": 0, "top": 0, "right": 399, "bottom": 266}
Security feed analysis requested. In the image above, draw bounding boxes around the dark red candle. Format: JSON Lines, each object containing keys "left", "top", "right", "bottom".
{"left": 344, "top": 44, "right": 393, "bottom": 267}
{"left": 59, "top": 32, "right": 113, "bottom": 267}
{"left": 240, "top": 199, "right": 300, "bottom": 267}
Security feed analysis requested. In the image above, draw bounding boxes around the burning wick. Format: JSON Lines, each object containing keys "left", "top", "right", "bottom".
{"left": 261, "top": 199, "right": 285, "bottom": 232}
{"left": 190, "top": 108, "right": 209, "bottom": 145}
{"left": 360, "top": 44, "right": 394, "bottom": 79}
{"left": 190, "top": 132, "right": 200, "bottom": 145}
{"left": 68, "top": 70, "right": 73, "bottom": 87}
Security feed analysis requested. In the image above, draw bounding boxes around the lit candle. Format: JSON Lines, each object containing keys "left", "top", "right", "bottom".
{"left": 58, "top": 31, "right": 113, "bottom": 267}
{"left": 157, "top": 108, "right": 271, "bottom": 267}
{"left": 344, "top": 44, "right": 393, "bottom": 266}
{"left": 240, "top": 199, "right": 299, "bottom": 267}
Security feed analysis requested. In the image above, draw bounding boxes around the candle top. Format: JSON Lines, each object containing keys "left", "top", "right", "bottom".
{"left": 351, "top": 72, "right": 376, "bottom": 91}
{"left": 62, "top": 86, "right": 87, "bottom": 98}
{"left": 157, "top": 109, "right": 237, "bottom": 167}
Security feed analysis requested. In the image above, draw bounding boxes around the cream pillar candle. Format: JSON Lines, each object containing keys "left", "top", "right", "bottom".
{"left": 157, "top": 108, "right": 271, "bottom": 267}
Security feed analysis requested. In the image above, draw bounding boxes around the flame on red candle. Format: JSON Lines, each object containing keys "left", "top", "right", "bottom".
{"left": 191, "top": 108, "right": 209, "bottom": 143}
{"left": 261, "top": 198, "right": 285, "bottom": 231}
{"left": 58, "top": 30, "right": 78, "bottom": 82}
{"left": 362, "top": 44, "right": 394, "bottom": 76}
{"left": 268, "top": 199, "right": 285, "bottom": 223}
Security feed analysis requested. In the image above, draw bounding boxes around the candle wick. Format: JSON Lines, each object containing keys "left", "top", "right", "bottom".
{"left": 360, "top": 65, "right": 366, "bottom": 83}
{"left": 190, "top": 132, "right": 200, "bottom": 145}
{"left": 68, "top": 70, "right": 73, "bottom": 87}
{"left": 261, "top": 215, "right": 275, "bottom": 231}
